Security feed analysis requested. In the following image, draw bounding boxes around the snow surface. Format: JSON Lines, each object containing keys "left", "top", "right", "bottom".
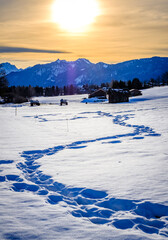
{"left": 0, "top": 87, "right": 168, "bottom": 240}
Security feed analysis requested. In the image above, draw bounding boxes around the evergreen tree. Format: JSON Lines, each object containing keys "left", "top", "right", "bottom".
{"left": 69, "top": 85, "right": 74, "bottom": 95}
{"left": 132, "top": 78, "right": 142, "bottom": 89}
{"left": 127, "top": 80, "right": 132, "bottom": 89}
{"left": 119, "top": 80, "right": 126, "bottom": 89}
{"left": 55, "top": 86, "right": 59, "bottom": 96}
{"left": 0, "top": 75, "right": 9, "bottom": 96}
{"left": 113, "top": 80, "right": 119, "bottom": 89}
{"left": 161, "top": 72, "right": 168, "bottom": 85}
{"left": 64, "top": 86, "right": 67, "bottom": 95}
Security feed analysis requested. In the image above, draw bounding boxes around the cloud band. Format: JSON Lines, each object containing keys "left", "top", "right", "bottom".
{"left": 0, "top": 46, "right": 71, "bottom": 54}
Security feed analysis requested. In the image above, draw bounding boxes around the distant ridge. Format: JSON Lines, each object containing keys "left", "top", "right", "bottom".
{"left": 0, "top": 62, "right": 19, "bottom": 76}
{"left": 4, "top": 56, "right": 168, "bottom": 87}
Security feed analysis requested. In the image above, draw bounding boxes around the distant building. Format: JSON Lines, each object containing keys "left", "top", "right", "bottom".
{"left": 129, "top": 89, "right": 142, "bottom": 97}
{"left": 107, "top": 89, "right": 129, "bottom": 103}
{"left": 89, "top": 89, "right": 107, "bottom": 99}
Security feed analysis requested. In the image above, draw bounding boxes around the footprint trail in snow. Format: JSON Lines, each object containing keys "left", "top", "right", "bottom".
{"left": 1, "top": 112, "right": 167, "bottom": 237}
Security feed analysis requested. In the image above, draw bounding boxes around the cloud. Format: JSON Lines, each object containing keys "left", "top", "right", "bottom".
{"left": 0, "top": 0, "right": 49, "bottom": 22}
{"left": 0, "top": 46, "right": 71, "bottom": 54}
{"left": 148, "top": 47, "right": 168, "bottom": 53}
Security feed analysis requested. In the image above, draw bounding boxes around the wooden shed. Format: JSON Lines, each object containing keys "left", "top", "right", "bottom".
{"left": 107, "top": 89, "right": 129, "bottom": 103}
{"left": 89, "top": 89, "right": 107, "bottom": 99}
{"left": 129, "top": 89, "right": 142, "bottom": 97}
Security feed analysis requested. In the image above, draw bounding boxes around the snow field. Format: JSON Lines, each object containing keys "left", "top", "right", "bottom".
{"left": 0, "top": 87, "right": 168, "bottom": 239}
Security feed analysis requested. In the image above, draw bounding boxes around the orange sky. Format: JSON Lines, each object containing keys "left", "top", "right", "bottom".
{"left": 0, "top": 0, "right": 168, "bottom": 68}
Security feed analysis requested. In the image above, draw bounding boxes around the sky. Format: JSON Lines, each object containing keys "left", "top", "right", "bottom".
{"left": 0, "top": 0, "right": 168, "bottom": 68}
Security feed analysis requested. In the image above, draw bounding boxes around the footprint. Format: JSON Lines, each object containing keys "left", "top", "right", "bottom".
{"left": 136, "top": 224, "right": 159, "bottom": 234}
{"left": 102, "top": 140, "right": 121, "bottom": 144}
{"left": 133, "top": 217, "right": 165, "bottom": 229}
{"left": 0, "top": 160, "right": 14, "bottom": 165}
{"left": 89, "top": 217, "right": 111, "bottom": 225}
{"left": 68, "top": 146, "right": 87, "bottom": 149}
{"left": 0, "top": 176, "right": 5, "bottom": 182}
{"left": 134, "top": 201, "right": 168, "bottom": 219}
{"left": 6, "top": 175, "right": 23, "bottom": 182}
{"left": 12, "top": 182, "right": 39, "bottom": 192}
{"left": 37, "top": 189, "right": 49, "bottom": 195}
{"left": 81, "top": 189, "right": 108, "bottom": 199}
{"left": 47, "top": 194, "right": 63, "bottom": 204}
{"left": 97, "top": 198, "right": 136, "bottom": 211}
{"left": 74, "top": 196, "right": 96, "bottom": 205}
{"left": 132, "top": 137, "right": 144, "bottom": 140}
{"left": 112, "top": 219, "right": 134, "bottom": 230}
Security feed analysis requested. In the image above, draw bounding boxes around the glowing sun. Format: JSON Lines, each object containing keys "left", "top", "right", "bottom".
{"left": 52, "top": 0, "right": 100, "bottom": 33}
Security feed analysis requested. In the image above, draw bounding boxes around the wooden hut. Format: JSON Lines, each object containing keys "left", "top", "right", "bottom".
{"left": 89, "top": 89, "right": 107, "bottom": 99}
{"left": 129, "top": 89, "right": 142, "bottom": 97}
{"left": 107, "top": 89, "right": 129, "bottom": 103}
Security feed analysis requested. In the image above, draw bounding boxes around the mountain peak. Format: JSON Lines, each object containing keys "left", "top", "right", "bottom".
{"left": 55, "top": 59, "right": 61, "bottom": 64}
{"left": 76, "top": 58, "right": 92, "bottom": 64}
{"left": 0, "top": 62, "right": 18, "bottom": 76}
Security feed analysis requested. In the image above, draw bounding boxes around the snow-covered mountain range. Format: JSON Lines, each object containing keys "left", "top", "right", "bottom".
{"left": 3, "top": 56, "right": 168, "bottom": 87}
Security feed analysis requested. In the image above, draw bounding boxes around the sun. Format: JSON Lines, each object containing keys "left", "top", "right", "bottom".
{"left": 51, "top": 0, "right": 100, "bottom": 33}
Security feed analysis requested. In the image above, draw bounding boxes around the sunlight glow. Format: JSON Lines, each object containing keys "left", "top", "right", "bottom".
{"left": 52, "top": 0, "right": 100, "bottom": 33}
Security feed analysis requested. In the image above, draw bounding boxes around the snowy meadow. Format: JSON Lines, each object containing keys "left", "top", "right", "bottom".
{"left": 0, "top": 87, "right": 168, "bottom": 240}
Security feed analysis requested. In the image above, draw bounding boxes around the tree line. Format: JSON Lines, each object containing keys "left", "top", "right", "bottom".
{"left": 0, "top": 72, "right": 168, "bottom": 103}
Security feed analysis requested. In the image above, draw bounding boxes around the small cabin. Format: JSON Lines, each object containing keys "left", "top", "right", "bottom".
{"left": 89, "top": 89, "right": 107, "bottom": 99}
{"left": 129, "top": 89, "right": 142, "bottom": 97}
{"left": 107, "top": 89, "right": 129, "bottom": 103}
